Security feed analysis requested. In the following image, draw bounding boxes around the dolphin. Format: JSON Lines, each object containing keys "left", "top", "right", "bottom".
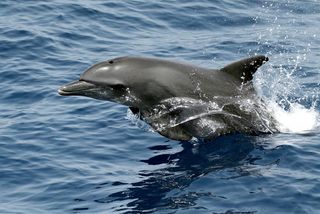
{"left": 58, "top": 55, "right": 278, "bottom": 141}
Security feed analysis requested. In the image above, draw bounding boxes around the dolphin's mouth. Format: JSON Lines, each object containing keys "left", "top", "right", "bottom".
{"left": 58, "top": 80, "right": 96, "bottom": 96}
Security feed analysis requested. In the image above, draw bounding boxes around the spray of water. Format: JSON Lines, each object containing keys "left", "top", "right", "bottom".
{"left": 269, "top": 102, "right": 319, "bottom": 133}
{"left": 253, "top": 1, "right": 320, "bottom": 134}
{"left": 254, "top": 63, "right": 320, "bottom": 134}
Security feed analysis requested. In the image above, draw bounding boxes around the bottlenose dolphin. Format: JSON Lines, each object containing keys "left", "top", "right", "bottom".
{"left": 58, "top": 56, "right": 278, "bottom": 141}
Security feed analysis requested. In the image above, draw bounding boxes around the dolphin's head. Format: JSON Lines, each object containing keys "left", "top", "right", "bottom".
{"left": 58, "top": 57, "right": 170, "bottom": 108}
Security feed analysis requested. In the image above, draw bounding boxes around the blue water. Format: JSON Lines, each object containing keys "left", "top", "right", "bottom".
{"left": 1, "top": 0, "right": 320, "bottom": 213}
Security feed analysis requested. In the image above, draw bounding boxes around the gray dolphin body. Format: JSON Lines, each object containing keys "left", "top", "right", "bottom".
{"left": 58, "top": 56, "right": 278, "bottom": 141}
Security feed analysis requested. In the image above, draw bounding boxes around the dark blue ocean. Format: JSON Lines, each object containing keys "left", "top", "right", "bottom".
{"left": 1, "top": 1, "right": 320, "bottom": 213}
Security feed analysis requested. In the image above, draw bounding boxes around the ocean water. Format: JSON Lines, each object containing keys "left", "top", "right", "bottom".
{"left": 1, "top": 0, "right": 320, "bottom": 213}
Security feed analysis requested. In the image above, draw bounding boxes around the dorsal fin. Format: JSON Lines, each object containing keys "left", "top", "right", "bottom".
{"left": 220, "top": 55, "right": 269, "bottom": 83}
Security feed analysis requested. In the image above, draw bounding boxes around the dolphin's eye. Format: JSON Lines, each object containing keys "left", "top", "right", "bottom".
{"left": 109, "top": 60, "right": 114, "bottom": 64}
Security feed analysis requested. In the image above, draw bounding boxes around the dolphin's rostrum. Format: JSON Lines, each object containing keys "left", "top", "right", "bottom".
{"left": 58, "top": 56, "right": 278, "bottom": 141}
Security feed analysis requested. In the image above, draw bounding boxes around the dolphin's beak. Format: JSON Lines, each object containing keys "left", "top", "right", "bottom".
{"left": 58, "top": 80, "right": 96, "bottom": 96}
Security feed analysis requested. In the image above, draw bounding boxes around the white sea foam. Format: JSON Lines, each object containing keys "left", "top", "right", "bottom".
{"left": 268, "top": 101, "right": 319, "bottom": 133}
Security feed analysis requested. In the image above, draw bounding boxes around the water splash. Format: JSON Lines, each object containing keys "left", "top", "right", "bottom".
{"left": 269, "top": 102, "right": 319, "bottom": 133}
{"left": 254, "top": 63, "right": 320, "bottom": 134}
{"left": 251, "top": 0, "right": 320, "bottom": 135}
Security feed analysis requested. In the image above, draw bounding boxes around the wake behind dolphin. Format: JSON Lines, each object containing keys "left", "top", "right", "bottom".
{"left": 58, "top": 55, "right": 279, "bottom": 141}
